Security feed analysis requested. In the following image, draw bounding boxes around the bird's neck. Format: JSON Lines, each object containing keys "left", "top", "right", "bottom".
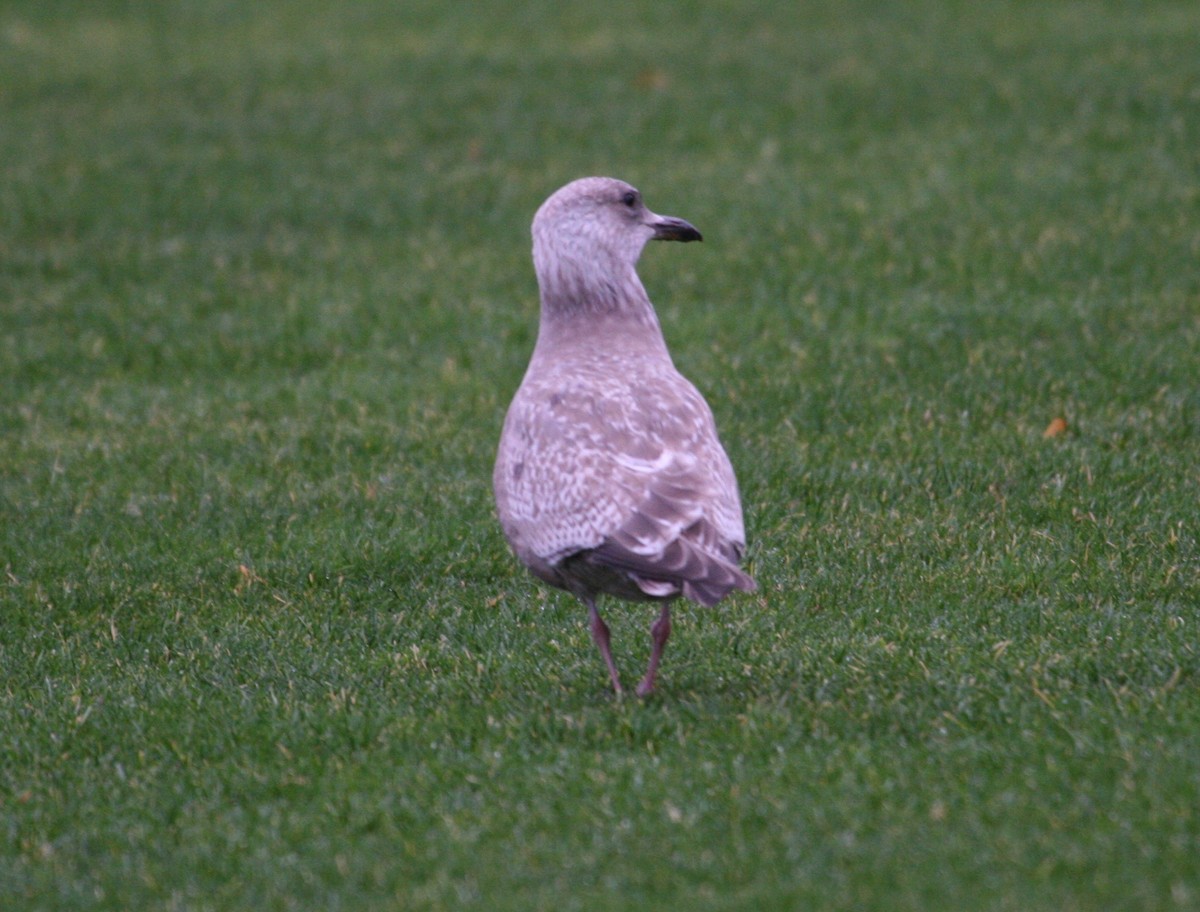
{"left": 536, "top": 247, "right": 650, "bottom": 311}
{"left": 535, "top": 254, "right": 664, "bottom": 327}
{"left": 533, "top": 279, "right": 670, "bottom": 362}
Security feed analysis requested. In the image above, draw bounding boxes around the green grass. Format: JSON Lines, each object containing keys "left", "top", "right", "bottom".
{"left": 2, "top": 1, "right": 1198, "bottom": 909}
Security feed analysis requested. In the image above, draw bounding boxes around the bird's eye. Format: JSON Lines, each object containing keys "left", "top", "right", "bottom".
{"left": 621, "top": 190, "right": 638, "bottom": 208}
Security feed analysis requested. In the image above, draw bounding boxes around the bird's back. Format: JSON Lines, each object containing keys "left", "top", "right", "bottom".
{"left": 494, "top": 328, "right": 752, "bottom": 605}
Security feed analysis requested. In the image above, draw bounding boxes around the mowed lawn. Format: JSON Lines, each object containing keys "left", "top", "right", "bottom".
{"left": 2, "top": 1, "right": 1198, "bottom": 909}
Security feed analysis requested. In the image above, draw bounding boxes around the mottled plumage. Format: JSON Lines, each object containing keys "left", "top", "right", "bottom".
{"left": 494, "top": 177, "right": 755, "bottom": 696}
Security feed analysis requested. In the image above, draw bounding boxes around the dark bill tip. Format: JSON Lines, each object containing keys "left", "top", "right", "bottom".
{"left": 650, "top": 216, "right": 702, "bottom": 243}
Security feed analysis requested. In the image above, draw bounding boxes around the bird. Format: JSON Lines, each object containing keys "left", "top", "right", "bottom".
{"left": 493, "top": 176, "right": 755, "bottom": 696}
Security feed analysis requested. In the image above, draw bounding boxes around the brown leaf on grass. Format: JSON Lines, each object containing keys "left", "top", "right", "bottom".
{"left": 1043, "top": 417, "right": 1068, "bottom": 438}
{"left": 234, "top": 563, "right": 265, "bottom": 594}
{"left": 633, "top": 67, "right": 669, "bottom": 91}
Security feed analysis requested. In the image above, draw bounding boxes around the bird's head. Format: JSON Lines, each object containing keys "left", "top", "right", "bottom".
{"left": 531, "top": 177, "right": 701, "bottom": 315}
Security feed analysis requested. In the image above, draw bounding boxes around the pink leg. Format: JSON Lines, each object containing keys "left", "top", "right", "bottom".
{"left": 589, "top": 601, "right": 623, "bottom": 696}
{"left": 636, "top": 604, "right": 672, "bottom": 697}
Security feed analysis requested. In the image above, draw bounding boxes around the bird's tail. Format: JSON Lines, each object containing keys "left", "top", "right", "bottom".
{"left": 680, "top": 562, "right": 756, "bottom": 607}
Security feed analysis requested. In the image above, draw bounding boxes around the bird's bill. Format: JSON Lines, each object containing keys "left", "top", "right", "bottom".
{"left": 650, "top": 215, "right": 702, "bottom": 243}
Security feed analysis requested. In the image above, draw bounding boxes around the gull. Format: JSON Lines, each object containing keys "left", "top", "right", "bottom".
{"left": 493, "top": 177, "right": 755, "bottom": 696}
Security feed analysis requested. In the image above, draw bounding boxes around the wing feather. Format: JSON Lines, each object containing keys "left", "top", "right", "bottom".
{"left": 494, "top": 348, "right": 753, "bottom": 604}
